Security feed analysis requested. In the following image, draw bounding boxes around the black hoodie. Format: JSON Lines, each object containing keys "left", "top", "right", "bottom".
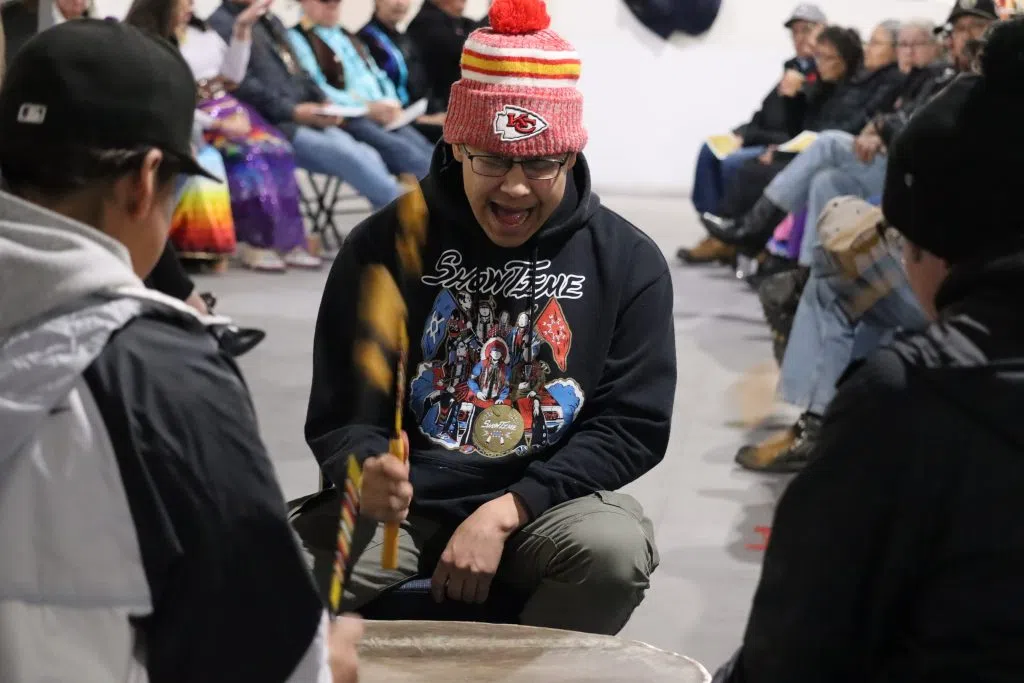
{"left": 721, "top": 251, "right": 1024, "bottom": 682}
{"left": 306, "top": 144, "right": 676, "bottom": 523}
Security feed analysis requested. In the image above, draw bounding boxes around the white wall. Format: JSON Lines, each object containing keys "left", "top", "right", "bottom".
{"left": 95, "top": 0, "right": 951, "bottom": 194}
{"left": 94, "top": 0, "right": 490, "bottom": 31}
{"left": 545, "top": 0, "right": 952, "bottom": 194}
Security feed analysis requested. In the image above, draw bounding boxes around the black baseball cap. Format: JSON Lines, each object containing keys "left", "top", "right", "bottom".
{"left": 943, "top": 0, "right": 1000, "bottom": 28}
{"left": 0, "top": 19, "right": 216, "bottom": 180}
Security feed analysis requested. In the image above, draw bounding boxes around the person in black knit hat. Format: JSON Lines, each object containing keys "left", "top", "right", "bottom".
{"left": 713, "top": 16, "right": 1024, "bottom": 683}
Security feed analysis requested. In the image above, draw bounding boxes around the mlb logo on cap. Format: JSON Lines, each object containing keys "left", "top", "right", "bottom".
{"left": 16, "top": 104, "right": 46, "bottom": 125}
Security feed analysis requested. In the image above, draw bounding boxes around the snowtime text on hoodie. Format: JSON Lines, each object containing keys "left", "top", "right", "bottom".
{"left": 307, "top": 143, "right": 677, "bottom": 524}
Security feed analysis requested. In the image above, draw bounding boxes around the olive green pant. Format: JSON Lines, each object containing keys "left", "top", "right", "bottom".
{"left": 290, "top": 491, "right": 659, "bottom": 636}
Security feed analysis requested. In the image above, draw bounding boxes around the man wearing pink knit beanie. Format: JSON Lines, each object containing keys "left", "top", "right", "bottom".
{"left": 302, "top": 0, "right": 676, "bottom": 635}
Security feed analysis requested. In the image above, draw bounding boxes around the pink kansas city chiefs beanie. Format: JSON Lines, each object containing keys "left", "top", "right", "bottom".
{"left": 443, "top": 0, "right": 588, "bottom": 157}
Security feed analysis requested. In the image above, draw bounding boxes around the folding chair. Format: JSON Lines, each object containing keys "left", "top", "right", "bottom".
{"left": 298, "top": 172, "right": 372, "bottom": 253}
{"left": 299, "top": 173, "right": 344, "bottom": 252}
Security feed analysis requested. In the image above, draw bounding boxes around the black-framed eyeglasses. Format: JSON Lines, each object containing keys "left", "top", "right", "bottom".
{"left": 460, "top": 145, "right": 570, "bottom": 180}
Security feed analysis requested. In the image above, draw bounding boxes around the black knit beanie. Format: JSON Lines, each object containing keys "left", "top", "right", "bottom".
{"left": 882, "top": 17, "right": 1024, "bottom": 264}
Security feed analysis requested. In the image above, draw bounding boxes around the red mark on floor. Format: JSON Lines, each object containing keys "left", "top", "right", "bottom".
{"left": 745, "top": 526, "right": 771, "bottom": 551}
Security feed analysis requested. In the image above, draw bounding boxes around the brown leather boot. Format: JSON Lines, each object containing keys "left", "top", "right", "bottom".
{"left": 734, "top": 425, "right": 798, "bottom": 471}
{"left": 677, "top": 236, "right": 736, "bottom": 265}
{"left": 735, "top": 413, "right": 822, "bottom": 473}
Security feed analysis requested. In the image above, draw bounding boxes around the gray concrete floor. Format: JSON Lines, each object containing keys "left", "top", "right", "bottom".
{"left": 193, "top": 194, "right": 795, "bottom": 670}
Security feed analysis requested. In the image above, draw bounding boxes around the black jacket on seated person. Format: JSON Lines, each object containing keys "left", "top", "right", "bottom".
{"left": 734, "top": 57, "right": 819, "bottom": 147}
{"left": 2, "top": 0, "right": 38, "bottom": 65}
{"left": 719, "top": 250, "right": 1024, "bottom": 683}
{"left": 359, "top": 15, "right": 444, "bottom": 115}
{"left": 784, "top": 62, "right": 904, "bottom": 137}
{"left": 874, "top": 63, "right": 957, "bottom": 147}
{"left": 717, "top": 64, "right": 904, "bottom": 219}
{"left": 405, "top": 0, "right": 481, "bottom": 111}
{"left": 207, "top": 3, "right": 325, "bottom": 140}
{"left": 2, "top": 0, "right": 91, "bottom": 65}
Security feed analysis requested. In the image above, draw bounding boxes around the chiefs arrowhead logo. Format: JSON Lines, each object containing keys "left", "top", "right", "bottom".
{"left": 493, "top": 105, "right": 549, "bottom": 142}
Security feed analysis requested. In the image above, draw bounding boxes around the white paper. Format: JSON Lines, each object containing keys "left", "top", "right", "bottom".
{"left": 319, "top": 103, "right": 368, "bottom": 118}
{"left": 384, "top": 98, "right": 429, "bottom": 132}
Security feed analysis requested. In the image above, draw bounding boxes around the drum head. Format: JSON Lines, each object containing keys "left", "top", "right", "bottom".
{"left": 361, "top": 620, "right": 711, "bottom": 682}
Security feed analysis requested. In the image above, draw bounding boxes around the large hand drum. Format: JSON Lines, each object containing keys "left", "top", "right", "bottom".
{"left": 360, "top": 621, "right": 711, "bottom": 682}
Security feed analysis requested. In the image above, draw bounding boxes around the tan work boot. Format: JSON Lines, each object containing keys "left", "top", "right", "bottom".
{"left": 677, "top": 236, "right": 737, "bottom": 265}
{"left": 734, "top": 426, "right": 797, "bottom": 470}
{"left": 735, "top": 413, "right": 821, "bottom": 473}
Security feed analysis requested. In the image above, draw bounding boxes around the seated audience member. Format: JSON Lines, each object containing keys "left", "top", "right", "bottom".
{"left": 169, "top": 140, "right": 238, "bottom": 271}
{"left": 2, "top": 0, "right": 88, "bottom": 63}
{"left": 208, "top": 0, "right": 403, "bottom": 210}
{"left": 735, "top": 1, "right": 994, "bottom": 473}
{"left": 127, "top": 0, "right": 240, "bottom": 271}
{"left": 782, "top": 22, "right": 903, "bottom": 138}
{"left": 705, "top": 20, "right": 946, "bottom": 267}
{"left": 681, "top": 3, "right": 825, "bottom": 265}
{"left": 0, "top": 21, "right": 361, "bottom": 682}
{"left": 129, "top": 0, "right": 322, "bottom": 272}
{"left": 715, "top": 19, "right": 1024, "bottom": 681}
{"left": 360, "top": 0, "right": 449, "bottom": 142}
{"left": 737, "top": 198, "right": 928, "bottom": 473}
{"left": 295, "top": 0, "right": 671, "bottom": 636}
{"left": 288, "top": 0, "right": 434, "bottom": 179}
{"left": 680, "top": 23, "right": 899, "bottom": 263}
{"left": 406, "top": 0, "right": 481, "bottom": 111}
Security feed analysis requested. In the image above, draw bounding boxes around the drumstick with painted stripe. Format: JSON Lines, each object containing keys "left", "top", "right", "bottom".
{"left": 328, "top": 454, "right": 363, "bottom": 616}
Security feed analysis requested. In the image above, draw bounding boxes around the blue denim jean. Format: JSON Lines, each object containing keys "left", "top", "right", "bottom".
{"left": 763, "top": 130, "right": 888, "bottom": 265}
{"left": 343, "top": 117, "right": 434, "bottom": 180}
{"left": 778, "top": 268, "right": 928, "bottom": 415}
{"left": 691, "top": 143, "right": 765, "bottom": 215}
{"left": 291, "top": 125, "right": 401, "bottom": 210}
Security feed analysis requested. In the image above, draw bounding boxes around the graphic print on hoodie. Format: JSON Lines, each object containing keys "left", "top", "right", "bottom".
{"left": 306, "top": 143, "right": 676, "bottom": 522}
{"left": 410, "top": 248, "right": 586, "bottom": 458}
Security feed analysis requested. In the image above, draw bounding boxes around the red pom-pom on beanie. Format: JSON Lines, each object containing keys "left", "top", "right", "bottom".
{"left": 488, "top": 0, "right": 551, "bottom": 34}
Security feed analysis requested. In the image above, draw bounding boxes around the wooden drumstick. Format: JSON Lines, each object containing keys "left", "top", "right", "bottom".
{"left": 350, "top": 177, "right": 428, "bottom": 571}
{"left": 380, "top": 176, "right": 428, "bottom": 570}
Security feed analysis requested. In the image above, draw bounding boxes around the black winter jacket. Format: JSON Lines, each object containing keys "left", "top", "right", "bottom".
{"left": 735, "top": 57, "right": 818, "bottom": 147}
{"left": 785, "top": 62, "right": 905, "bottom": 137}
{"left": 875, "top": 63, "right": 958, "bottom": 147}
{"left": 722, "top": 249, "right": 1024, "bottom": 683}
{"left": 405, "top": 0, "right": 482, "bottom": 111}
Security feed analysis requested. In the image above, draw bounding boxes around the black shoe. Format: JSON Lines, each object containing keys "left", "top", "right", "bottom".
{"left": 769, "top": 412, "right": 822, "bottom": 472}
{"left": 703, "top": 196, "right": 788, "bottom": 257}
{"left": 746, "top": 253, "right": 798, "bottom": 289}
{"left": 758, "top": 267, "right": 809, "bottom": 333}
{"left": 211, "top": 324, "right": 267, "bottom": 358}
{"left": 700, "top": 212, "right": 736, "bottom": 236}
{"left": 735, "top": 412, "right": 822, "bottom": 473}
